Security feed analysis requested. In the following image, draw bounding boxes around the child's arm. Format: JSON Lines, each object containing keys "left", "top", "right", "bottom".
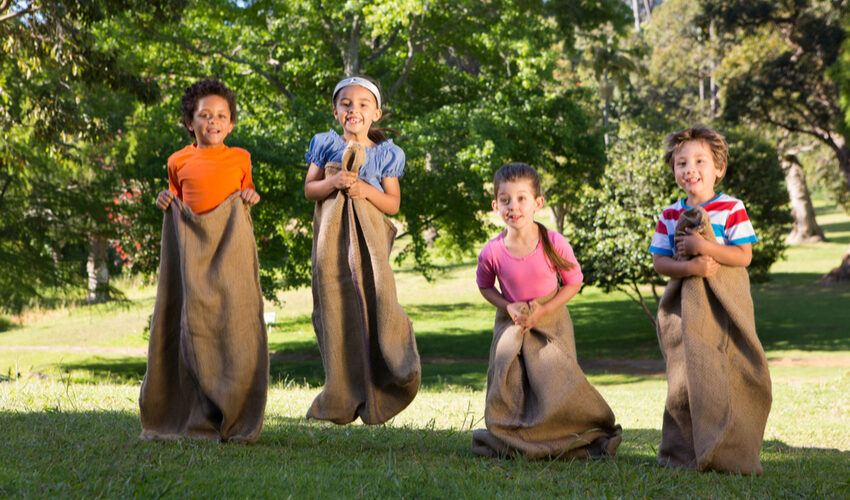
{"left": 676, "top": 230, "right": 752, "bottom": 267}
{"left": 653, "top": 253, "right": 719, "bottom": 279}
{"left": 346, "top": 177, "right": 401, "bottom": 215}
{"left": 304, "top": 162, "right": 358, "bottom": 201}
{"left": 520, "top": 284, "right": 582, "bottom": 333}
{"left": 478, "top": 286, "right": 530, "bottom": 325}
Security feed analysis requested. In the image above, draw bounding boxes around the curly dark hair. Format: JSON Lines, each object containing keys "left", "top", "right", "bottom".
{"left": 180, "top": 78, "right": 237, "bottom": 139}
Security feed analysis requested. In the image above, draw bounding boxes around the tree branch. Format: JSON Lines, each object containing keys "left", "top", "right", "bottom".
{"left": 0, "top": 2, "right": 36, "bottom": 23}
{"left": 166, "top": 33, "right": 294, "bottom": 100}
{"left": 364, "top": 27, "right": 400, "bottom": 64}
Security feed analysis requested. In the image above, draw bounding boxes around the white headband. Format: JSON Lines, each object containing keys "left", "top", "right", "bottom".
{"left": 332, "top": 77, "right": 382, "bottom": 109}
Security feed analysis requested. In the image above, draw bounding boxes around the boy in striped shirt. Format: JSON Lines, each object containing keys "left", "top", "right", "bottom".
{"left": 650, "top": 125, "right": 757, "bottom": 277}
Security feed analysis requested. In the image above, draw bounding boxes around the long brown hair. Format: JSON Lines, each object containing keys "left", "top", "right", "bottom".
{"left": 493, "top": 163, "right": 575, "bottom": 272}
{"left": 332, "top": 75, "right": 395, "bottom": 144}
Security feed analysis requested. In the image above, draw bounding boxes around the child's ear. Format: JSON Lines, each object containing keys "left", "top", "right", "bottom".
{"left": 492, "top": 199, "right": 498, "bottom": 212}
{"left": 535, "top": 196, "right": 544, "bottom": 209}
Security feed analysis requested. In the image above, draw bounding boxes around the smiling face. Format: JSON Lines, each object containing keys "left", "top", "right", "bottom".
{"left": 493, "top": 179, "right": 544, "bottom": 233}
{"left": 187, "top": 94, "right": 234, "bottom": 149}
{"left": 332, "top": 85, "right": 382, "bottom": 142}
{"left": 673, "top": 139, "right": 725, "bottom": 206}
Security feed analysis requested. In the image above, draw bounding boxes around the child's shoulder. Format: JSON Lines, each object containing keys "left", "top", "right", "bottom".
{"left": 479, "top": 232, "right": 505, "bottom": 257}
{"left": 705, "top": 193, "right": 747, "bottom": 210}
{"left": 310, "top": 130, "right": 345, "bottom": 148}
{"left": 167, "top": 144, "right": 195, "bottom": 166}
{"left": 373, "top": 139, "right": 405, "bottom": 174}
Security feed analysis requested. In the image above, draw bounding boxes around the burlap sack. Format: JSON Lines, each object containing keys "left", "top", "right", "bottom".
{"left": 656, "top": 207, "right": 772, "bottom": 474}
{"left": 139, "top": 194, "right": 269, "bottom": 443}
{"left": 307, "top": 143, "right": 420, "bottom": 425}
{"left": 472, "top": 294, "right": 622, "bottom": 459}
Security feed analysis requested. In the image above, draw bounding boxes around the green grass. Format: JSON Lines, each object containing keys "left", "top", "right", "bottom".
{"left": 1, "top": 202, "right": 849, "bottom": 497}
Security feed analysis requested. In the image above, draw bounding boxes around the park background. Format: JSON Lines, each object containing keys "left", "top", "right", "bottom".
{"left": 1, "top": 0, "right": 849, "bottom": 497}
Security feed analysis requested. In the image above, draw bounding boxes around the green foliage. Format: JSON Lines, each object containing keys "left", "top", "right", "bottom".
{"left": 719, "top": 127, "right": 791, "bottom": 281}
{"left": 570, "top": 122, "right": 673, "bottom": 321}
{"left": 0, "top": 0, "right": 188, "bottom": 312}
{"left": 99, "top": 0, "right": 620, "bottom": 297}
{"left": 705, "top": 0, "right": 850, "bottom": 206}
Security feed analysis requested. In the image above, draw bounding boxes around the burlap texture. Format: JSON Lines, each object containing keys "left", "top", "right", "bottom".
{"left": 656, "top": 207, "right": 772, "bottom": 474}
{"left": 307, "top": 143, "right": 420, "bottom": 425}
{"left": 472, "top": 294, "right": 622, "bottom": 459}
{"left": 139, "top": 194, "right": 269, "bottom": 443}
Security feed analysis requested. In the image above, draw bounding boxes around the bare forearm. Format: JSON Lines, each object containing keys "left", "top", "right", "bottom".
{"left": 653, "top": 254, "right": 696, "bottom": 279}
{"left": 537, "top": 284, "right": 581, "bottom": 315}
{"left": 698, "top": 240, "right": 752, "bottom": 267}
{"left": 304, "top": 176, "right": 337, "bottom": 201}
{"left": 363, "top": 184, "right": 400, "bottom": 215}
{"left": 479, "top": 286, "right": 510, "bottom": 310}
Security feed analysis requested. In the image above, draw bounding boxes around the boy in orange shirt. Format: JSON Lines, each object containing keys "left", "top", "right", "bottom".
{"left": 140, "top": 78, "right": 268, "bottom": 443}
{"left": 156, "top": 78, "right": 259, "bottom": 213}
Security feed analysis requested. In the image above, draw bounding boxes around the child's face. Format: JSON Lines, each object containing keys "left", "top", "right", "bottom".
{"left": 188, "top": 94, "right": 234, "bottom": 149}
{"left": 333, "top": 85, "right": 382, "bottom": 141}
{"left": 673, "top": 140, "right": 724, "bottom": 206}
{"left": 493, "top": 180, "right": 544, "bottom": 232}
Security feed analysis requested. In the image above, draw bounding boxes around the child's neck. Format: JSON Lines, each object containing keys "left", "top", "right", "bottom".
{"left": 503, "top": 224, "right": 540, "bottom": 258}
{"left": 685, "top": 190, "right": 717, "bottom": 207}
{"left": 343, "top": 131, "right": 375, "bottom": 148}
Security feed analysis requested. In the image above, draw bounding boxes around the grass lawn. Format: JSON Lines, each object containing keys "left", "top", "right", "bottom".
{"left": 1, "top": 201, "right": 849, "bottom": 497}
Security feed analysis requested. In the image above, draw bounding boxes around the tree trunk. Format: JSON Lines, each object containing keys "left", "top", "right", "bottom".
{"left": 824, "top": 137, "right": 850, "bottom": 282}
{"left": 631, "top": 0, "right": 640, "bottom": 32}
{"left": 87, "top": 234, "right": 109, "bottom": 304}
{"left": 601, "top": 70, "right": 612, "bottom": 147}
{"left": 642, "top": 0, "right": 652, "bottom": 23}
{"left": 782, "top": 155, "right": 826, "bottom": 244}
{"left": 550, "top": 205, "right": 566, "bottom": 235}
{"left": 342, "top": 14, "right": 362, "bottom": 77}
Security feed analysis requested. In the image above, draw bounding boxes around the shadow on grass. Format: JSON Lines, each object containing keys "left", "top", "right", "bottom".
{"left": 753, "top": 277, "right": 850, "bottom": 352}
{"left": 0, "top": 316, "right": 18, "bottom": 333}
{"left": 57, "top": 357, "right": 147, "bottom": 384}
{"left": 818, "top": 219, "right": 850, "bottom": 245}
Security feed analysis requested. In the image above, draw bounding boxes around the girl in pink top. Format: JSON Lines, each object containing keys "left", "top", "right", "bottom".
{"left": 471, "top": 163, "right": 621, "bottom": 459}
{"left": 476, "top": 164, "right": 583, "bottom": 332}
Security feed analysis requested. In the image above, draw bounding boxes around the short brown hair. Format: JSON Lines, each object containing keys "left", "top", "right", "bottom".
{"left": 663, "top": 125, "right": 728, "bottom": 176}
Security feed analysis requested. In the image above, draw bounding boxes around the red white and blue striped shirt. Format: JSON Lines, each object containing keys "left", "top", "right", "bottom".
{"left": 649, "top": 193, "right": 758, "bottom": 257}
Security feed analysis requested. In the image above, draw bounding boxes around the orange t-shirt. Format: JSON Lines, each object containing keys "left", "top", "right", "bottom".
{"left": 167, "top": 144, "right": 255, "bottom": 214}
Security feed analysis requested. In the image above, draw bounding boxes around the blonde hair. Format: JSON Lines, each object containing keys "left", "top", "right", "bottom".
{"left": 663, "top": 124, "right": 728, "bottom": 176}
{"left": 493, "top": 163, "right": 575, "bottom": 272}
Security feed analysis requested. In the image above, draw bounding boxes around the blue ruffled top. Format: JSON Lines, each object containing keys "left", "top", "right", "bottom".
{"left": 305, "top": 130, "right": 405, "bottom": 192}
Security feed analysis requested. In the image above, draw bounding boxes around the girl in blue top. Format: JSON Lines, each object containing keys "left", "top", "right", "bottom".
{"left": 301, "top": 76, "right": 419, "bottom": 425}
{"left": 304, "top": 76, "right": 405, "bottom": 214}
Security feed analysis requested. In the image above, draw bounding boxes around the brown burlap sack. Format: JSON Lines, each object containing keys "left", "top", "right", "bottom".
{"left": 656, "top": 207, "right": 772, "bottom": 474}
{"left": 307, "top": 142, "right": 420, "bottom": 425}
{"left": 472, "top": 294, "right": 622, "bottom": 459}
{"left": 139, "top": 194, "right": 269, "bottom": 443}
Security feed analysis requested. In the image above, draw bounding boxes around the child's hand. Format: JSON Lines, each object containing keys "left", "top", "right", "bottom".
{"left": 519, "top": 300, "right": 548, "bottom": 334}
{"left": 330, "top": 170, "right": 358, "bottom": 191}
{"left": 156, "top": 190, "right": 174, "bottom": 211}
{"left": 346, "top": 179, "right": 372, "bottom": 200}
{"left": 675, "top": 228, "right": 706, "bottom": 258}
{"left": 506, "top": 302, "right": 529, "bottom": 325}
{"left": 241, "top": 188, "right": 261, "bottom": 205}
{"left": 687, "top": 255, "right": 720, "bottom": 277}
